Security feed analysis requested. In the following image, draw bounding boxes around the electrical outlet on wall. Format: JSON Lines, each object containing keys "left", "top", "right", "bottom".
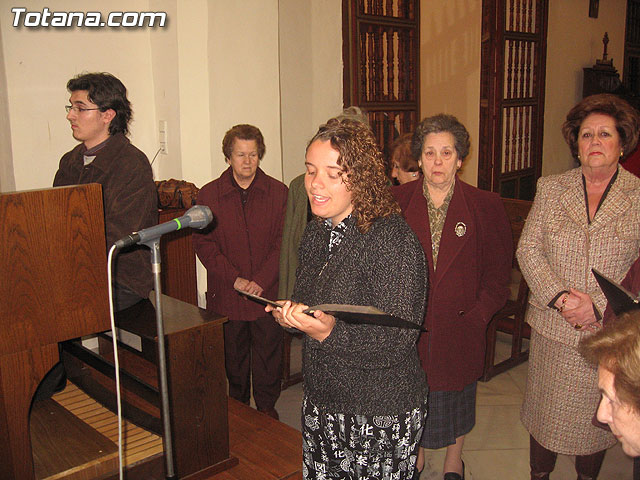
{"left": 159, "top": 120, "right": 168, "bottom": 155}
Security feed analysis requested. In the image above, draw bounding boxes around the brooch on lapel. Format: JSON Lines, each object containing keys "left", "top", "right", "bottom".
{"left": 455, "top": 222, "right": 467, "bottom": 237}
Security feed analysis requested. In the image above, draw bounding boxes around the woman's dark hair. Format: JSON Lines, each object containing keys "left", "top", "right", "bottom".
{"left": 307, "top": 117, "right": 400, "bottom": 233}
{"left": 562, "top": 93, "right": 640, "bottom": 161}
{"left": 67, "top": 72, "right": 132, "bottom": 136}
{"left": 412, "top": 114, "right": 471, "bottom": 162}
{"left": 222, "top": 124, "right": 266, "bottom": 160}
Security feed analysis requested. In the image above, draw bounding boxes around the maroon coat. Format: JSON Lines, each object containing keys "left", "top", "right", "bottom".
{"left": 193, "top": 167, "right": 288, "bottom": 321}
{"left": 393, "top": 178, "right": 512, "bottom": 390}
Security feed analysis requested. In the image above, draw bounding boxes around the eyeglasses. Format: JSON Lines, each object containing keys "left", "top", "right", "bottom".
{"left": 65, "top": 105, "right": 101, "bottom": 114}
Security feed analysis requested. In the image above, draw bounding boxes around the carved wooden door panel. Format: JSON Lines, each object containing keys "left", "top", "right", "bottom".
{"left": 478, "top": 0, "right": 548, "bottom": 200}
{"left": 342, "top": 0, "right": 420, "bottom": 158}
{"left": 624, "top": 0, "right": 640, "bottom": 97}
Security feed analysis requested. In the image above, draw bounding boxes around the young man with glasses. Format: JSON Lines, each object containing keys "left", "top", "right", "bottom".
{"left": 36, "top": 73, "right": 156, "bottom": 400}
{"left": 54, "top": 72, "right": 157, "bottom": 311}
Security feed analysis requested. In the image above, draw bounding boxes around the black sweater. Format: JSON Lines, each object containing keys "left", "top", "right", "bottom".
{"left": 293, "top": 214, "right": 428, "bottom": 415}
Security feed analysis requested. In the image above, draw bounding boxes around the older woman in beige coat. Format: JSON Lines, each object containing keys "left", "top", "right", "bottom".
{"left": 517, "top": 94, "right": 640, "bottom": 480}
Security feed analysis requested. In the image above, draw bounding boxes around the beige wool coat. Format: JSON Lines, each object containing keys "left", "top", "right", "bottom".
{"left": 518, "top": 166, "right": 640, "bottom": 454}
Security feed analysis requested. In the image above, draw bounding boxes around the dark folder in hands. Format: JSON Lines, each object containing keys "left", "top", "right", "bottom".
{"left": 235, "top": 288, "right": 426, "bottom": 332}
{"left": 592, "top": 268, "right": 640, "bottom": 316}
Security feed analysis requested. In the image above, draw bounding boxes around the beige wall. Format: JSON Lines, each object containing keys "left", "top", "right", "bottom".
{"left": 419, "top": 0, "right": 482, "bottom": 185}
{"left": 543, "top": 0, "right": 627, "bottom": 176}
{"left": 0, "top": 23, "right": 15, "bottom": 192}
{"left": 279, "top": 0, "right": 343, "bottom": 185}
{"left": 0, "top": 1, "right": 343, "bottom": 306}
{"left": 208, "top": 1, "right": 283, "bottom": 184}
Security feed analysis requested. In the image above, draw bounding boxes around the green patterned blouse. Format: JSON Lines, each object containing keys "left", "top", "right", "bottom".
{"left": 423, "top": 180, "right": 455, "bottom": 269}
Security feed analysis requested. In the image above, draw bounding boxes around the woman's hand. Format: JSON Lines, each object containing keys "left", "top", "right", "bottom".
{"left": 234, "top": 277, "right": 263, "bottom": 296}
{"left": 266, "top": 300, "right": 336, "bottom": 342}
{"left": 561, "top": 288, "right": 601, "bottom": 331}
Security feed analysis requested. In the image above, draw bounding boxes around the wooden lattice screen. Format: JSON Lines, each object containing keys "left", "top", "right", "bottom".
{"left": 624, "top": 0, "right": 640, "bottom": 97}
{"left": 478, "top": 0, "right": 548, "bottom": 200}
{"left": 342, "top": 0, "right": 420, "bottom": 159}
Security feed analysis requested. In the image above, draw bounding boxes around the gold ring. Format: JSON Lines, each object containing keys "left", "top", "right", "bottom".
{"left": 574, "top": 324, "right": 583, "bottom": 330}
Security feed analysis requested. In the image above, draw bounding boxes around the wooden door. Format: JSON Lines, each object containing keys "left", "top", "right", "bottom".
{"left": 478, "top": 0, "right": 549, "bottom": 200}
{"left": 624, "top": 0, "right": 640, "bottom": 98}
{"left": 342, "top": 0, "right": 420, "bottom": 158}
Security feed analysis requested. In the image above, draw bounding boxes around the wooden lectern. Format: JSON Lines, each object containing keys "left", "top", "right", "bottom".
{"left": 0, "top": 184, "right": 110, "bottom": 480}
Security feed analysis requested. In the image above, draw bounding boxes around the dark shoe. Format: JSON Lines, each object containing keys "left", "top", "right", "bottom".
{"left": 576, "top": 449, "right": 606, "bottom": 480}
{"left": 258, "top": 407, "right": 279, "bottom": 420}
{"left": 530, "top": 435, "right": 556, "bottom": 479}
{"left": 443, "top": 460, "right": 464, "bottom": 480}
{"left": 34, "top": 363, "right": 67, "bottom": 401}
{"left": 412, "top": 466, "right": 422, "bottom": 480}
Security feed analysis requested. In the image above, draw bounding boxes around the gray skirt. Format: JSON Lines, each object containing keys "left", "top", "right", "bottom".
{"left": 420, "top": 382, "right": 477, "bottom": 449}
{"left": 520, "top": 329, "right": 615, "bottom": 455}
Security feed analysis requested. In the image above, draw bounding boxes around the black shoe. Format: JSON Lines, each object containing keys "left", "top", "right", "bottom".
{"left": 412, "top": 466, "right": 423, "bottom": 480}
{"left": 443, "top": 460, "right": 464, "bottom": 480}
{"left": 257, "top": 407, "right": 279, "bottom": 420}
{"left": 34, "top": 363, "right": 67, "bottom": 401}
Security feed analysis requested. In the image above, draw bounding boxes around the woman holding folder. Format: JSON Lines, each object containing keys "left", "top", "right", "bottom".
{"left": 268, "top": 117, "right": 428, "bottom": 479}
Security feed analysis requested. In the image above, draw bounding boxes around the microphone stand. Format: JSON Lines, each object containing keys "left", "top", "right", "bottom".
{"left": 146, "top": 237, "right": 176, "bottom": 479}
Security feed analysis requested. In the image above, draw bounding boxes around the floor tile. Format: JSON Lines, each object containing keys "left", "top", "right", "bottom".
{"left": 552, "top": 445, "right": 633, "bottom": 480}
{"left": 476, "top": 371, "right": 523, "bottom": 406}
{"left": 419, "top": 449, "right": 447, "bottom": 480}
{"left": 506, "top": 360, "right": 529, "bottom": 395}
{"left": 465, "top": 404, "right": 529, "bottom": 450}
{"left": 462, "top": 448, "right": 529, "bottom": 480}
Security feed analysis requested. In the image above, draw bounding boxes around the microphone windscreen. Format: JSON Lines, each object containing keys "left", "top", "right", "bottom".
{"left": 185, "top": 205, "right": 213, "bottom": 229}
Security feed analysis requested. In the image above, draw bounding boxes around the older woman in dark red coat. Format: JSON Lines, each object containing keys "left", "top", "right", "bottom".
{"left": 193, "top": 124, "right": 288, "bottom": 419}
{"left": 393, "top": 114, "right": 512, "bottom": 479}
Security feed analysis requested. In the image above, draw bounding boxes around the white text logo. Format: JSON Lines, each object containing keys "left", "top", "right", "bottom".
{"left": 11, "top": 7, "right": 167, "bottom": 28}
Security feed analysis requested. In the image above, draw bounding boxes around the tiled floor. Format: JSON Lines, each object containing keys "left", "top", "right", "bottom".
{"left": 274, "top": 333, "right": 634, "bottom": 479}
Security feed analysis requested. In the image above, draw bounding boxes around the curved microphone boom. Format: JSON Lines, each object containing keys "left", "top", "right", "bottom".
{"left": 115, "top": 205, "right": 213, "bottom": 248}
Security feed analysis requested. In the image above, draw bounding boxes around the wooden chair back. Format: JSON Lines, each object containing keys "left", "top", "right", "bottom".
{"left": 481, "top": 197, "right": 533, "bottom": 381}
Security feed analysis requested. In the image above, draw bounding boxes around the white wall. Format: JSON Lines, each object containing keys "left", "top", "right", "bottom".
{"left": 208, "top": 1, "right": 282, "bottom": 183}
{"left": 0, "top": 1, "right": 158, "bottom": 191}
{"left": 149, "top": 0, "right": 182, "bottom": 181}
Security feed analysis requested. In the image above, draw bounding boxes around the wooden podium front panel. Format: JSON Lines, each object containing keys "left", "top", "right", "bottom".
{"left": 0, "top": 184, "right": 110, "bottom": 355}
{"left": 0, "top": 184, "right": 110, "bottom": 480}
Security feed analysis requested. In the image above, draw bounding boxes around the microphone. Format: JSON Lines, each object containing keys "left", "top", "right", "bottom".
{"left": 115, "top": 205, "right": 213, "bottom": 248}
